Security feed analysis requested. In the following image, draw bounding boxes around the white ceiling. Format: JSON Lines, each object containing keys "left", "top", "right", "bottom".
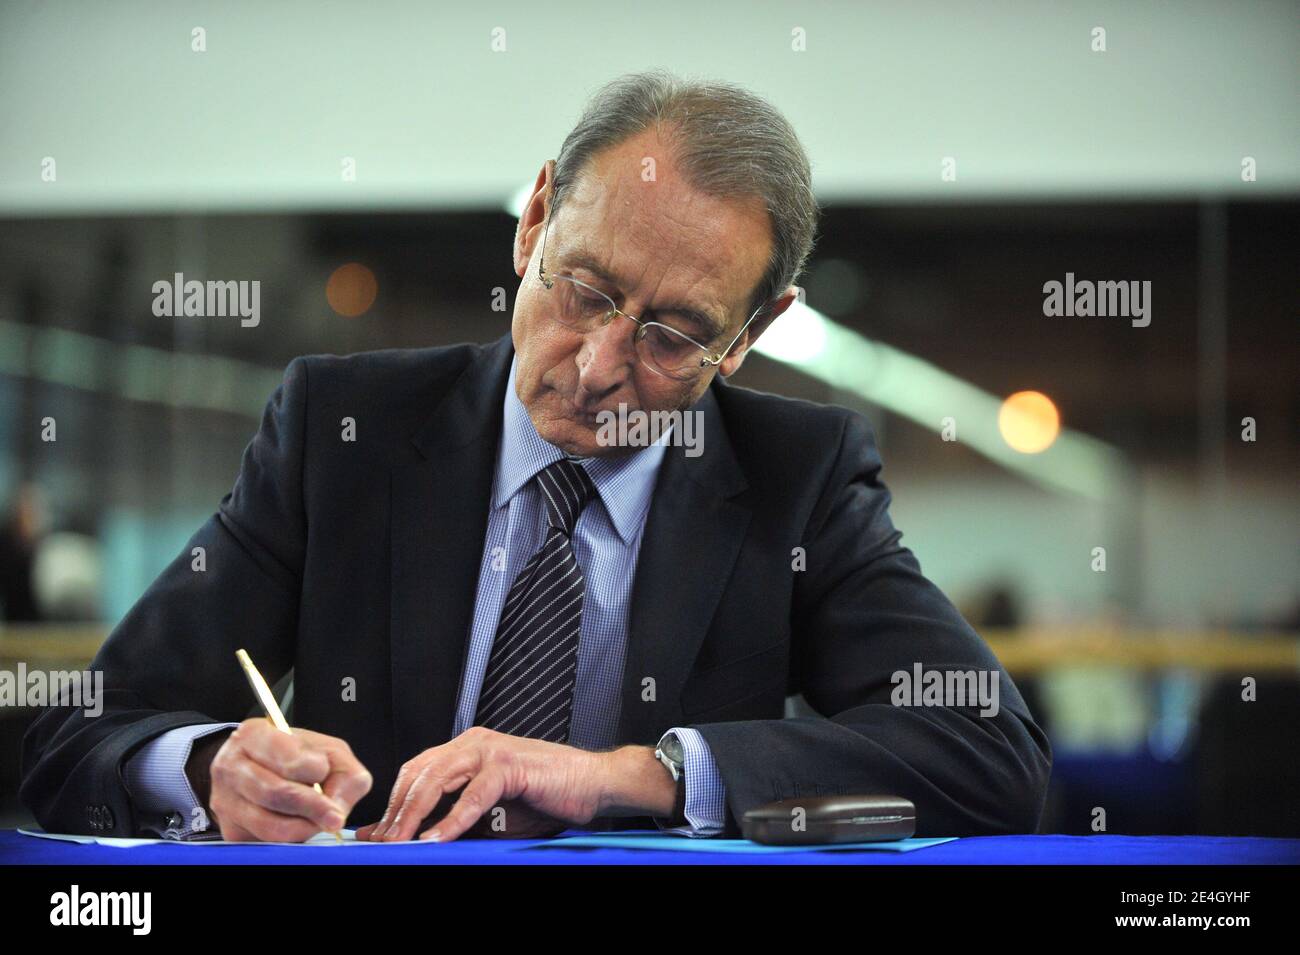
{"left": 1, "top": 0, "right": 1296, "bottom": 215}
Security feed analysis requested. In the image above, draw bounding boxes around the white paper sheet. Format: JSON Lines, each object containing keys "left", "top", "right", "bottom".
{"left": 17, "top": 828, "right": 425, "bottom": 847}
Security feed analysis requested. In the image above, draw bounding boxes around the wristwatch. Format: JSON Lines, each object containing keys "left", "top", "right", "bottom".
{"left": 654, "top": 731, "right": 688, "bottom": 827}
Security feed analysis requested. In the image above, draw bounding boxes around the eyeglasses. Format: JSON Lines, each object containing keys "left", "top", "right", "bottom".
{"left": 536, "top": 195, "right": 768, "bottom": 381}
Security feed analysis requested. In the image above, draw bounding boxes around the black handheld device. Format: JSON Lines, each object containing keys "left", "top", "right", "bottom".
{"left": 741, "top": 795, "right": 917, "bottom": 845}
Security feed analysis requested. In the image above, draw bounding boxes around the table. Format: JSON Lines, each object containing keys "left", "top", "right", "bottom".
{"left": 2, "top": 830, "right": 1296, "bottom": 865}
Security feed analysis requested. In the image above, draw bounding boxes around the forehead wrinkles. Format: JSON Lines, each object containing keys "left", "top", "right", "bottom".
{"left": 614, "top": 234, "right": 728, "bottom": 336}
{"left": 575, "top": 198, "right": 732, "bottom": 329}
{"left": 631, "top": 216, "right": 718, "bottom": 308}
{"left": 556, "top": 153, "right": 765, "bottom": 329}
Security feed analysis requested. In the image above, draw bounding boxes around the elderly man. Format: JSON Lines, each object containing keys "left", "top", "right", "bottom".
{"left": 21, "top": 71, "right": 1051, "bottom": 843}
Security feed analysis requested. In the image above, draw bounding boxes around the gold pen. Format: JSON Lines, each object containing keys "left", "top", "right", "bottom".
{"left": 235, "top": 649, "right": 344, "bottom": 843}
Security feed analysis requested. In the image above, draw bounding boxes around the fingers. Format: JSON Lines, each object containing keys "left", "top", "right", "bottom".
{"left": 367, "top": 745, "right": 440, "bottom": 840}
{"left": 354, "top": 821, "right": 378, "bottom": 841}
{"left": 371, "top": 744, "right": 481, "bottom": 842}
{"left": 359, "top": 786, "right": 462, "bottom": 841}
{"left": 210, "top": 720, "right": 371, "bottom": 842}
{"left": 369, "top": 738, "right": 465, "bottom": 836}
{"left": 418, "top": 769, "right": 507, "bottom": 842}
{"left": 361, "top": 732, "right": 591, "bottom": 844}
{"left": 381, "top": 760, "right": 475, "bottom": 842}
{"left": 367, "top": 765, "right": 417, "bottom": 841}
{"left": 220, "top": 751, "right": 346, "bottom": 831}
{"left": 235, "top": 719, "right": 331, "bottom": 785}
{"left": 299, "top": 731, "right": 373, "bottom": 816}
{"left": 239, "top": 720, "right": 371, "bottom": 816}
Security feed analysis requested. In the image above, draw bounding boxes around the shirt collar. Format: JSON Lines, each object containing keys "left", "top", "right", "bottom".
{"left": 493, "top": 353, "right": 669, "bottom": 545}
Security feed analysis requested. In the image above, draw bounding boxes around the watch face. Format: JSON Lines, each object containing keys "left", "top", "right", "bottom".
{"left": 659, "top": 733, "right": 684, "bottom": 763}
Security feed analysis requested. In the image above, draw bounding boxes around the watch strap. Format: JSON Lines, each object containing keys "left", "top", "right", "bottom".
{"left": 668, "top": 771, "right": 687, "bottom": 827}
{"left": 654, "top": 733, "right": 689, "bottom": 828}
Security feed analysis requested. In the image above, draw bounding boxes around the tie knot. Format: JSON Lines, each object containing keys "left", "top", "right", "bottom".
{"left": 535, "top": 458, "right": 597, "bottom": 536}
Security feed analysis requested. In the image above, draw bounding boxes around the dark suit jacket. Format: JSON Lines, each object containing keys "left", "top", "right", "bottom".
{"left": 21, "top": 332, "right": 1051, "bottom": 838}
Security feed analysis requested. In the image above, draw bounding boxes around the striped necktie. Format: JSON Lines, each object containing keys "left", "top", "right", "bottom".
{"left": 473, "top": 457, "right": 598, "bottom": 741}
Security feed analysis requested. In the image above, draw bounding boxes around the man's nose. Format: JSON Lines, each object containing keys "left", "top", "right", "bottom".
{"left": 576, "top": 313, "right": 637, "bottom": 394}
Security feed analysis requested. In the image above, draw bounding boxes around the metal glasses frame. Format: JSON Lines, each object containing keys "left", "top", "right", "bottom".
{"left": 536, "top": 193, "right": 768, "bottom": 377}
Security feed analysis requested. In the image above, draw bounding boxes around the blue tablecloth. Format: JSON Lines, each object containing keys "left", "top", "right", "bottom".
{"left": 2, "top": 829, "right": 1297, "bottom": 865}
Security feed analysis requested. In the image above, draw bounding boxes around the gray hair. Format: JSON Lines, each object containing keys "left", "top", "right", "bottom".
{"left": 550, "top": 70, "right": 819, "bottom": 322}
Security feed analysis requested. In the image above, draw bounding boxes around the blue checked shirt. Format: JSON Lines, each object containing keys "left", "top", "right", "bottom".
{"left": 123, "top": 353, "right": 726, "bottom": 837}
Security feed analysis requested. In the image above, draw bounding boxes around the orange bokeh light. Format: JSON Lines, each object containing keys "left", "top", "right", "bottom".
{"left": 326, "top": 263, "right": 378, "bottom": 317}
{"left": 998, "top": 390, "right": 1061, "bottom": 454}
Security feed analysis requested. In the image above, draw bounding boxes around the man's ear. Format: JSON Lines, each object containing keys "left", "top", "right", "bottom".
{"left": 513, "top": 160, "right": 556, "bottom": 278}
{"left": 717, "top": 286, "right": 802, "bottom": 378}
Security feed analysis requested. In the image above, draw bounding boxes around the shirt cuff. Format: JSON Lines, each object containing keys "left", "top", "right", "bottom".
{"left": 653, "top": 727, "right": 726, "bottom": 837}
{"left": 122, "top": 722, "right": 239, "bottom": 838}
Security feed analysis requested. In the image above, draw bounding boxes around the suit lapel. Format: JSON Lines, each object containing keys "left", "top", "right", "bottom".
{"left": 389, "top": 333, "right": 513, "bottom": 764}
{"left": 618, "top": 381, "right": 752, "bottom": 745}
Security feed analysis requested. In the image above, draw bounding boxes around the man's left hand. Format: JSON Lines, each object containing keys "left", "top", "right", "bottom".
{"left": 355, "top": 727, "right": 606, "bottom": 842}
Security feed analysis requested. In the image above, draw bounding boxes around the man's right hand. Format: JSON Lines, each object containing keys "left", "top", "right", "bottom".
{"left": 199, "top": 719, "right": 373, "bottom": 842}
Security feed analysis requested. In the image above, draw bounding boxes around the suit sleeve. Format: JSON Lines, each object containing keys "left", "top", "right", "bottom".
{"left": 689, "top": 411, "right": 1053, "bottom": 838}
{"left": 19, "top": 357, "right": 311, "bottom": 837}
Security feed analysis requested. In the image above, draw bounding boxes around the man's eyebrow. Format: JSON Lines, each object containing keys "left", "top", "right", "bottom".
{"left": 561, "top": 248, "right": 727, "bottom": 342}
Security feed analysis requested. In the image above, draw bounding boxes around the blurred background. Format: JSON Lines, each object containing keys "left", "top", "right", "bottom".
{"left": 1, "top": 2, "right": 1296, "bottom": 835}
